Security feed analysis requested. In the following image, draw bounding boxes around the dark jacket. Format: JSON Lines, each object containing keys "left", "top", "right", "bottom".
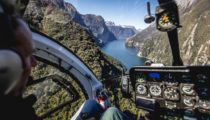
{"left": 0, "top": 94, "right": 40, "bottom": 120}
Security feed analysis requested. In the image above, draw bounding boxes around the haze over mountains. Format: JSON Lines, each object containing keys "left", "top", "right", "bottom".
{"left": 126, "top": 0, "right": 210, "bottom": 65}
{"left": 106, "top": 21, "right": 140, "bottom": 40}
{"left": 64, "top": 2, "right": 139, "bottom": 46}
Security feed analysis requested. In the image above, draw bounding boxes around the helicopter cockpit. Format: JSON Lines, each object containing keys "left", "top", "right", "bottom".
{"left": 26, "top": 0, "right": 210, "bottom": 119}
{"left": 0, "top": 0, "right": 209, "bottom": 120}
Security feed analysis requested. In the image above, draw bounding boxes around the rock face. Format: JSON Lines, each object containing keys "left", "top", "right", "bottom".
{"left": 64, "top": 3, "right": 140, "bottom": 45}
{"left": 106, "top": 21, "right": 139, "bottom": 40}
{"left": 125, "top": 23, "right": 156, "bottom": 48}
{"left": 64, "top": 2, "right": 116, "bottom": 46}
{"left": 81, "top": 14, "right": 117, "bottom": 46}
{"left": 43, "top": 1, "right": 141, "bottom": 45}
{"left": 175, "top": 0, "right": 197, "bottom": 11}
{"left": 126, "top": 0, "right": 210, "bottom": 65}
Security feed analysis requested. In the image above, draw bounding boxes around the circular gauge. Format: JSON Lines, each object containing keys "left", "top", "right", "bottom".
{"left": 182, "top": 86, "right": 195, "bottom": 95}
{"left": 198, "top": 100, "right": 210, "bottom": 109}
{"left": 183, "top": 97, "right": 195, "bottom": 107}
{"left": 149, "top": 85, "right": 162, "bottom": 96}
{"left": 137, "top": 84, "right": 147, "bottom": 95}
{"left": 157, "top": 11, "right": 177, "bottom": 31}
{"left": 159, "top": 13, "right": 173, "bottom": 26}
{"left": 164, "top": 87, "right": 179, "bottom": 101}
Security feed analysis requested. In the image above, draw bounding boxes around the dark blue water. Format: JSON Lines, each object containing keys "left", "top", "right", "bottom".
{"left": 101, "top": 40, "right": 147, "bottom": 71}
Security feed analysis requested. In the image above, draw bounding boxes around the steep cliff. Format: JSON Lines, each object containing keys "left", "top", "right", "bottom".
{"left": 64, "top": 2, "right": 117, "bottom": 46}
{"left": 81, "top": 14, "right": 117, "bottom": 46}
{"left": 106, "top": 21, "right": 139, "bottom": 40}
{"left": 126, "top": 23, "right": 157, "bottom": 48}
{"left": 126, "top": 0, "right": 210, "bottom": 65}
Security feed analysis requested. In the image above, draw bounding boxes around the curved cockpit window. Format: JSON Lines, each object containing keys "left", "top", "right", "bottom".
{"left": 21, "top": 0, "right": 210, "bottom": 119}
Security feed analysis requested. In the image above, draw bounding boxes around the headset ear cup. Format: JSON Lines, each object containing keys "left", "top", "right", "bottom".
{"left": 0, "top": 50, "right": 23, "bottom": 95}
{"left": 10, "top": 48, "right": 25, "bottom": 68}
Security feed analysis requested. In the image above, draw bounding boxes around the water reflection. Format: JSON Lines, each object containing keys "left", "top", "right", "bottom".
{"left": 101, "top": 40, "right": 147, "bottom": 71}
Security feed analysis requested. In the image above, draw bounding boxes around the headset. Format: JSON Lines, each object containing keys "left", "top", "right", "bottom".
{"left": 0, "top": 4, "right": 24, "bottom": 95}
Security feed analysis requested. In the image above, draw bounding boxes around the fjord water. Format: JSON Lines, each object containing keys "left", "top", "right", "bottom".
{"left": 101, "top": 40, "right": 147, "bottom": 71}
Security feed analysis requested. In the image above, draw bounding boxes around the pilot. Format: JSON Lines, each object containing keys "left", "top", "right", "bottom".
{"left": 0, "top": 1, "right": 38, "bottom": 119}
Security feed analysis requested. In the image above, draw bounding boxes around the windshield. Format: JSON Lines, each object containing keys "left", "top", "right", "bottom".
{"left": 18, "top": 0, "right": 210, "bottom": 119}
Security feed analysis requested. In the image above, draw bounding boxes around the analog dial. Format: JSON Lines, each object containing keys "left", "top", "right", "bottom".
{"left": 164, "top": 87, "right": 179, "bottom": 101}
{"left": 159, "top": 13, "right": 173, "bottom": 26}
{"left": 149, "top": 85, "right": 162, "bottom": 96}
{"left": 183, "top": 97, "right": 196, "bottom": 107}
{"left": 137, "top": 84, "right": 147, "bottom": 95}
{"left": 182, "top": 85, "right": 195, "bottom": 96}
{"left": 157, "top": 11, "right": 178, "bottom": 31}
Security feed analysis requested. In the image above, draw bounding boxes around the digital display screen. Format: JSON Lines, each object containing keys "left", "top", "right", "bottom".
{"left": 149, "top": 73, "right": 160, "bottom": 79}
{"left": 136, "top": 96, "right": 155, "bottom": 111}
{"left": 148, "top": 73, "right": 160, "bottom": 82}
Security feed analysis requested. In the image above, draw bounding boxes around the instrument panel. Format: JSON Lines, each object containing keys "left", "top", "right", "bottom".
{"left": 129, "top": 66, "right": 210, "bottom": 115}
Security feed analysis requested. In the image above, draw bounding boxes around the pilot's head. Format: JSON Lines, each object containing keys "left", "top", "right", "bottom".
{"left": 0, "top": 1, "right": 37, "bottom": 96}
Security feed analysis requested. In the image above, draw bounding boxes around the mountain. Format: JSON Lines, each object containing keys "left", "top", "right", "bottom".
{"left": 125, "top": 23, "right": 156, "bottom": 48}
{"left": 23, "top": 0, "right": 127, "bottom": 86}
{"left": 80, "top": 14, "right": 117, "bottom": 46}
{"left": 64, "top": 2, "right": 116, "bottom": 46}
{"left": 106, "top": 21, "right": 139, "bottom": 40}
{"left": 175, "top": 0, "right": 197, "bottom": 11}
{"left": 126, "top": 0, "right": 210, "bottom": 65}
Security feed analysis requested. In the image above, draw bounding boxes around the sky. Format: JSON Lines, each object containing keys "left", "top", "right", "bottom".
{"left": 64, "top": 0, "right": 158, "bottom": 29}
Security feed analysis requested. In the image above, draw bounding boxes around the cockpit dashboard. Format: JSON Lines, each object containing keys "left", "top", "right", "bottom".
{"left": 129, "top": 66, "right": 210, "bottom": 117}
